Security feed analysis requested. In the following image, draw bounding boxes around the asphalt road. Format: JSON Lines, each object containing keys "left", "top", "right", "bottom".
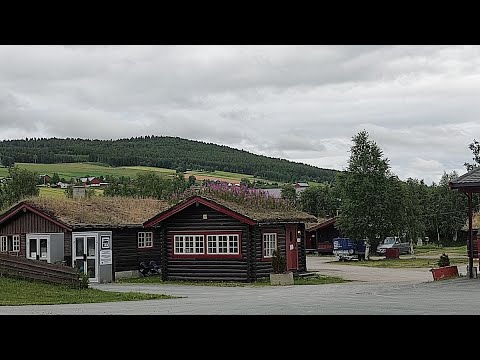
{"left": 1, "top": 255, "right": 479, "bottom": 315}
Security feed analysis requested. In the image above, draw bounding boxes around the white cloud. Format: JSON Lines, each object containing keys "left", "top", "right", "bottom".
{"left": 0, "top": 45, "right": 479, "bottom": 182}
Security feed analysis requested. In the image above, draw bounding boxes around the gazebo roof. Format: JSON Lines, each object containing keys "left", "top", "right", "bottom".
{"left": 449, "top": 167, "right": 480, "bottom": 191}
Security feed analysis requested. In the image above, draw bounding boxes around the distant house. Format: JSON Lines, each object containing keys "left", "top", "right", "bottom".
{"left": 258, "top": 188, "right": 283, "bottom": 198}
{"left": 57, "top": 182, "right": 71, "bottom": 189}
{"left": 79, "top": 177, "right": 102, "bottom": 187}
{"left": 39, "top": 174, "right": 51, "bottom": 185}
{"left": 293, "top": 182, "right": 309, "bottom": 195}
{"left": 256, "top": 184, "right": 309, "bottom": 199}
{"left": 305, "top": 217, "right": 339, "bottom": 254}
{"left": 80, "top": 176, "right": 96, "bottom": 184}
{"left": 88, "top": 178, "right": 102, "bottom": 187}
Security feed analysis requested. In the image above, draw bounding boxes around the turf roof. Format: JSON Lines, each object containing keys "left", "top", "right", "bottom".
{"left": 3, "top": 193, "right": 317, "bottom": 227}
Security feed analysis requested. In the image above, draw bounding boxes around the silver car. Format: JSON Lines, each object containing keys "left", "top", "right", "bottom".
{"left": 376, "top": 236, "right": 411, "bottom": 255}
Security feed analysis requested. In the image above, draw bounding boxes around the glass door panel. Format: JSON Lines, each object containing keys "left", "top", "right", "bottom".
{"left": 75, "top": 238, "right": 84, "bottom": 257}
{"left": 28, "top": 238, "right": 37, "bottom": 259}
{"left": 39, "top": 238, "right": 48, "bottom": 260}
{"left": 87, "top": 237, "right": 95, "bottom": 257}
{"left": 73, "top": 234, "right": 98, "bottom": 283}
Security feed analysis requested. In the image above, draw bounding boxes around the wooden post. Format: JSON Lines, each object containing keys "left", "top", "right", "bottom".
{"left": 468, "top": 191, "right": 474, "bottom": 279}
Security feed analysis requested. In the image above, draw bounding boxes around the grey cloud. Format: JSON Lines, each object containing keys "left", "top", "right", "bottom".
{"left": 1, "top": 45, "right": 480, "bottom": 183}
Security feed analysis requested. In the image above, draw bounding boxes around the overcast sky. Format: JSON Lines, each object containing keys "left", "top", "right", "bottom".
{"left": 0, "top": 45, "right": 478, "bottom": 184}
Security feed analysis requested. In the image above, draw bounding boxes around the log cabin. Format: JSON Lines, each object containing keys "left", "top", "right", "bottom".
{"left": 0, "top": 193, "right": 316, "bottom": 283}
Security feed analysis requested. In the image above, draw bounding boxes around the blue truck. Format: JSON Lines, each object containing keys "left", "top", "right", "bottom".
{"left": 332, "top": 237, "right": 367, "bottom": 261}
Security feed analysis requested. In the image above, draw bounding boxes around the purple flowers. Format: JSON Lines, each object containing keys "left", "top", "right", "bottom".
{"left": 170, "top": 180, "right": 291, "bottom": 211}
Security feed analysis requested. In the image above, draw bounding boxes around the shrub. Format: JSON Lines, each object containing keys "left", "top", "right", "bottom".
{"left": 271, "top": 250, "right": 287, "bottom": 273}
{"left": 78, "top": 272, "right": 90, "bottom": 289}
{"left": 437, "top": 253, "right": 450, "bottom": 267}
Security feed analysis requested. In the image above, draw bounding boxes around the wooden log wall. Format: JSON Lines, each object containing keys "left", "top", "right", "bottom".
{"left": 0, "top": 253, "right": 80, "bottom": 287}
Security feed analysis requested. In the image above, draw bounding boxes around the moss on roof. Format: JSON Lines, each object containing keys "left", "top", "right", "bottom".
{"left": 5, "top": 192, "right": 316, "bottom": 227}
{"left": 186, "top": 194, "right": 317, "bottom": 223}
{"left": 22, "top": 196, "right": 171, "bottom": 227}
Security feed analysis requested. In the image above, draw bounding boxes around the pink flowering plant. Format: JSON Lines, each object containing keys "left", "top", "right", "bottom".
{"left": 169, "top": 180, "right": 292, "bottom": 212}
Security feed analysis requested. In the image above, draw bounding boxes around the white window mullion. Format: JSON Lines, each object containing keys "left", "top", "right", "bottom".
{"left": 13, "top": 235, "right": 20, "bottom": 252}
{"left": 0, "top": 236, "right": 7, "bottom": 252}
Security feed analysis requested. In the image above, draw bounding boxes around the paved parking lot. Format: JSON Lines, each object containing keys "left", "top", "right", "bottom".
{"left": 1, "top": 255, "right": 478, "bottom": 315}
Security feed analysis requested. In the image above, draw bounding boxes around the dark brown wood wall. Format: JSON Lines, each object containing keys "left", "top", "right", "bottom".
{"left": 162, "top": 204, "right": 251, "bottom": 282}
{"left": 256, "top": 225, "right": 286, "bottom": 278}
{"left": 0, "top": 210, "right": 70, "bottom": 260}
{"left": 0, "top": 211, "right": 67, "bottom": 235}
{"left": 297, "top": 223, "right": 307, "bottom": 272}
{"left": 255, "top": 223, "right": 307, "bottom": 278}
{"left": 111, "top": 228, "right": 161, "bottom": 273}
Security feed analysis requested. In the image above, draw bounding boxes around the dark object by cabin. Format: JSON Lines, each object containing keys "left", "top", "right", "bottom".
{"left": 139, "top": 260, "right": 161, "bottom": 276}
{"left": 466, "top": 235, "right": 479, "bottom": 259}
{"left": 332, "top": 237, "right": 366, "bottom": 261}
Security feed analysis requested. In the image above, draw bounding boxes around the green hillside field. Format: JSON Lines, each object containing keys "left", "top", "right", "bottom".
{"left": 37, "top": 186, "right": 104, "bottom": 198}
{"left": 0, "top": 162, "right": 275, "bottom": 185}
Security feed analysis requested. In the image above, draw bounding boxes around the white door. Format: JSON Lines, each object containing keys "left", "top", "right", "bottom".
{"left": 26, "top": 235, "right": 49, "bottom": 262}
{"left": 72, "top": 234, "right": 98, "bottom": 283}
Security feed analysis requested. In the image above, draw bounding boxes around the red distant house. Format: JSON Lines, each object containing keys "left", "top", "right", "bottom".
{"left": 89, "top": 178, "right": 101, "bottom": 186}
{"left": 305, "top": 217, "right": 339, "bottom": 254}
{"left": 79, "top": 176, "right": 101, "bottom": 187}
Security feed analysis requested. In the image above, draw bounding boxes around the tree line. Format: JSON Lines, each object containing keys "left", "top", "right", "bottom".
{"left": 284, "top": 131, "right": 477, "bottom": 250}
{"left": 0, "top": 136, "right": 338, "bottom": 183}
{"left": 1, "top": 131, "right": 477, "bottom": 251}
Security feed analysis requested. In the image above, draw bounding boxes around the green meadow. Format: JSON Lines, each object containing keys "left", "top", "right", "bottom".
{"left": 0, "top": 162, "right": 267, "bottom": 184}
{"left": 38, "top": 187, "right": 104, "bottom": 198}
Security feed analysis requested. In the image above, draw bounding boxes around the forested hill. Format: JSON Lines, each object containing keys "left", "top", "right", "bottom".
{"left": 0, "top": 136, "right": 339, "bottom": 183}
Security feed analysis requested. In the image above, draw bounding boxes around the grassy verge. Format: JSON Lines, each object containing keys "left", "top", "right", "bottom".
{"left": 38, "top": 187, "right": 104, "bottom": 198}
{"left": 117, "top": 274, "right": 348, "bottom": 286}
{"left": 330, "top": 257, "right": 471, "bottom": 269}
{"left": 414, "top": 245, "right": 467, "bottom": 257}
{"left": 0, "top": 276, "right": 176, "bottom": 305}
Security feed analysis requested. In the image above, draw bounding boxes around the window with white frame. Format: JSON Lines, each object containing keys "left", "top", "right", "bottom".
{"left": 206, "top": 234, "right": 239, "bottom": 255}
{"left": 174, "top": 235, "right": 204, "bottom": 254}
{"left": 138, "top": 232, "right": 153, "bottom": 248}
{"left": 263, "top": 233, "right": 277, "bottom": 258}
{"left": 0, "top": 235, "right": 20, "bottom": 252}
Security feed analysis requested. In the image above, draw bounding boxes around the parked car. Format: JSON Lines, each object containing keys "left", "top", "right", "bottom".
{"left": 376, "top": 236, "right": 411, "bottom": 255}
{"left": 333, "top": 237, "right": 366, "bottom": 261}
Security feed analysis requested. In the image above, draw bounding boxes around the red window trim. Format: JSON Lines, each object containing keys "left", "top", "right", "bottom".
{"left": 171, "top": 230, "right": 243, "bottom": 259}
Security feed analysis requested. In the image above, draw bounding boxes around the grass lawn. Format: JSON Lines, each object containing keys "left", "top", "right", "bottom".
{"left": 0, "top": 276, "right": 176, "bottom": 305}
{"left": 414, "top": 245, "right": 467, "bottom": 257}
{"left": 0, "top": 163, "right": 286, "bottom": 186}
{"left": 331, "top": 257, "right": 471, "bottom": 269}
{"left": 117, "top": 274, "right": 348, "bottom": 286}
{"left": 326, "top": 244, "right": 471, "bottom": 269}
{"left": 38, "top": 186, "right": 104, "bottom": 198}
{"left": 0, "top": 162, "right": 178, "bottom": 180}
